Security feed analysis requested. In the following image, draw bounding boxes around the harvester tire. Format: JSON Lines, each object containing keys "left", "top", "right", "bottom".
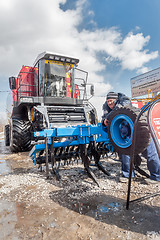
{"left": 107, "top": 106, "right": 151, "bottom": 155}
{"left": 4, "top": 125, "right": 10, "bottom": 146}
{"left": 10, "top": 118, "right": 31, "bottom": 152}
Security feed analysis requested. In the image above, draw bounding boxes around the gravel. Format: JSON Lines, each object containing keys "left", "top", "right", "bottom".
{"left": 0, "top": 142, "right": 160, "bottom": 240}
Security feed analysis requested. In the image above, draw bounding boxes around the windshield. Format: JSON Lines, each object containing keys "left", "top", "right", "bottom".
{"left": 39, "top": 59, "right": 74, "bottom": 97}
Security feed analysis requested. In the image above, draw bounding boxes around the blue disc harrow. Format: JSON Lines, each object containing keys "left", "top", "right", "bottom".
{"left": 29, "top": 123, "right": 113, "bottom": 186}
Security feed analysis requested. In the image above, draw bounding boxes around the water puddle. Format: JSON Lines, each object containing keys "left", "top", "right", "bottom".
{"left": 0, "top": 159, "right": 11, "bottom": 175}
{"left": 0, "top": 139, "right": 12, "bottom": 175}
{"left": 73, "top": 200, "right": 121, "bottom": 220}
{"left": 0, "top": 200, "right": 17, "bottom": 239}
{"left": 0, "top": 138, "right": 11, "bottom": 155}
{"left": 0, "top": 132, "right": 4, "bottom": 141}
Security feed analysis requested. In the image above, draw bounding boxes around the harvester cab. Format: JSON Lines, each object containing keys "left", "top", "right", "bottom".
{"left": 5, "top": 51, "right": 97, "bottom": 152}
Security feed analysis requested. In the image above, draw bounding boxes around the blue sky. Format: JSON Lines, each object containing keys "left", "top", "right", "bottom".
{"left": 0, "top": 0, "right": 160, "bottom": 120}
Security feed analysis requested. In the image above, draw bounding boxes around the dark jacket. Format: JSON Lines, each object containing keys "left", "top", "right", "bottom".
{"left": 102, "top": 93, "right": 132, "bottom": 121}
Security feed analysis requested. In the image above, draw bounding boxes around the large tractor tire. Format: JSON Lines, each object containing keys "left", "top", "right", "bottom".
{"left": 4, "top": 125, "right": 10, "bottom": 146}
{"left": 10, "top": 118, "right": 31, "bottom": 152}
{"left": 107, "top": 106, "right": 151, "bottom": 155}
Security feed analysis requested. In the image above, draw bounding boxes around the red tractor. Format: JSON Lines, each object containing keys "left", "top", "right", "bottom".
{"left": 5, "top": 52, "right": 97, "bottom": 152}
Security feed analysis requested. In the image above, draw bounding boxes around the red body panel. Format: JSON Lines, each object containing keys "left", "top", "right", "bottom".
{"left": 12, "top": 66, "right": 38, "bottom": 107}
{"left": 12, "top": 64, "right": 79, "bottom": 107}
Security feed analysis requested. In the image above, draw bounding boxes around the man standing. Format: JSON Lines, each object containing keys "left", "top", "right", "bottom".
{"left": 102, "top": 91, "right": 160, "bottom": 184}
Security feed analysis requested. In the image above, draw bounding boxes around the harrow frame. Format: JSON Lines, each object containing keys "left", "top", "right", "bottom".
{"left": 29, "top": 123, "right": 113, "bottom": 186}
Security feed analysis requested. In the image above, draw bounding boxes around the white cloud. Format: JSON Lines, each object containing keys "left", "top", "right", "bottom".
{"left": 118, "top": 32, "right": 158, "bottom": 71}
{"left": 137, "top": 66, "right": 150, "bottom": 74}
{"left": 78, "top": 29, "right": 158, "bottom": 73}
{"left": 0, "top": 0, "right": 158, "bottom": 117}
{"left": 88, "top": 10, "right": 94, "bottom": 16}
{"left": 135, "top": 26, "right": 141, "bottom": 31}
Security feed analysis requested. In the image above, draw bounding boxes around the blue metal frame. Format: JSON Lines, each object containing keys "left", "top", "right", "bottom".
{"left": 29, "top": 123, "right": 113, "bottom": 165}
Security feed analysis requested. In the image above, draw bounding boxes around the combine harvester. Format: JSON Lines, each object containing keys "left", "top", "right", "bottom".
{"left": 5, "top": 51, "right": 97, "bottom": 152}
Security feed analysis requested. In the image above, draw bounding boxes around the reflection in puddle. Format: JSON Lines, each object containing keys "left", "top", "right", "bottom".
{"left": 0, "top": 139, "right": 11, "bottom": 155}
{"left": 0, "top": 139, "right": 12, "bottom": 175}
{"left": 0, "top": 159, "right": 11, "bottom": 175}
{"left": 108, "top": 202, "right": 120, "bottom": 210}
{"left": 74, "top": 201, "right": 121, "bottom": 220}
{"left": 97, "top": 205, "right": 109, "bottom": 213}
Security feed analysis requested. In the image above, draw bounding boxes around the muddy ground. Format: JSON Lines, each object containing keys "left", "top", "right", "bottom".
{"left": 0, "top": 133, "right": 160, "bottom": 240}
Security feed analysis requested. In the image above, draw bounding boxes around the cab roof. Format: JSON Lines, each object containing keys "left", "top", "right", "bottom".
{"left": 33, "top": 51, "right": 79, "bottom": 66}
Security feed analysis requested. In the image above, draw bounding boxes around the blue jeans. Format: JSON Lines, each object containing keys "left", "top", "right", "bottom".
{"left": 121, "top": 138, "right": 160, "bottom": 181}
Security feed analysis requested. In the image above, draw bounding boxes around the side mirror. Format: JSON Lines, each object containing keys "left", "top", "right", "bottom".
{"left": 90, "top": 85, "right": 94, "bottom": 96}
{"left": 9, "top": 77, "right": 16, "bottom": 90}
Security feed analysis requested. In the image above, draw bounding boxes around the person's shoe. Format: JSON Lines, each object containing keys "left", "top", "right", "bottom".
{"left": 118, "top": 175, "right": 128, "bottom": 183}
{"left": 144, "top": 178, "right": 160, "bottom": 185}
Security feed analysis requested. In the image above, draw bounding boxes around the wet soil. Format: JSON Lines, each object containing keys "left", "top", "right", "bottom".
{"left": 0, "top": 136, "right": 160, "bottom": 240}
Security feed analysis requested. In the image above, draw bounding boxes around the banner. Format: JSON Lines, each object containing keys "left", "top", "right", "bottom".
{"left": 131, "top": 67, "right": 160, "bottom": 97}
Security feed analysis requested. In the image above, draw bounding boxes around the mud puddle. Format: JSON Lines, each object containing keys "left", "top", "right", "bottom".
{"left": 0, "top": 159, "right": 11, "bottom": 175}
{"left": 0, "top": 140, "right": 12, "bottom": 175}
{"left": 0, "top": 136, "right": 11, "bottom": 155}
{"left": 73, "top": 199, "right": 121, "bottom": 219}
{"left": 0, "top": 200, "right": 17, "bottom": 239}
